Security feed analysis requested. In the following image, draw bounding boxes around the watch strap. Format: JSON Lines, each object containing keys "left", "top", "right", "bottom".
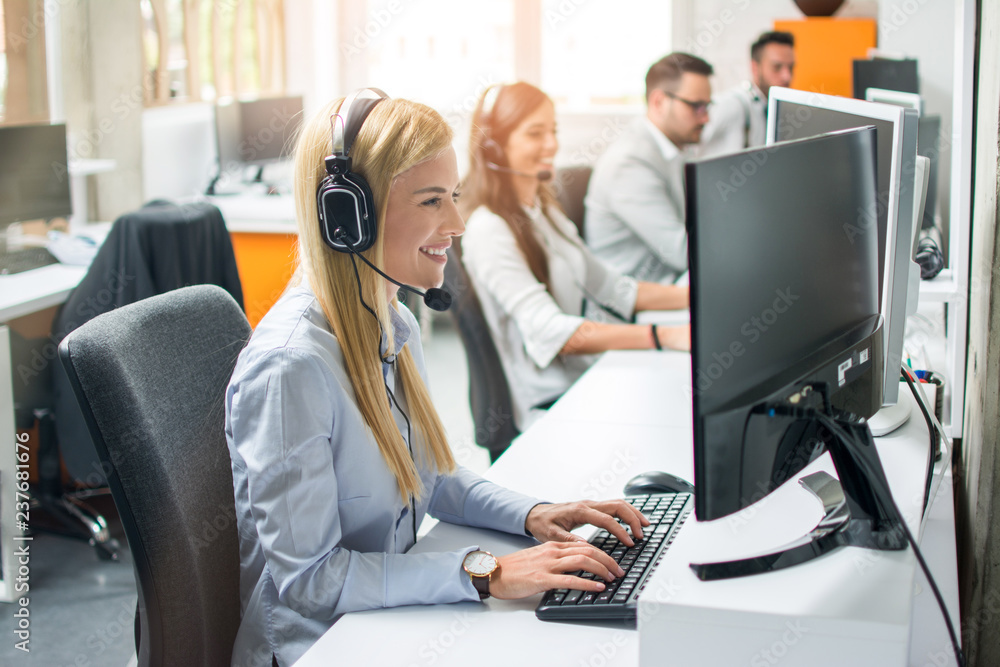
{"left": 471, "top": 573, "right": 490, "bottom": 600}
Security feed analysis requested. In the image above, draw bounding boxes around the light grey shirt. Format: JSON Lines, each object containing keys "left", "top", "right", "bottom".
{"left": 697, "top": 81, "right": 768, "bottom": 158}
{"left": 585, "top": 119, "right": 688, "bottom": 284}
{"left": 462, "top": 203, "right": 638, "bottom": 431}
{"left": 225, "top": 284, "right": 542, "bottom": 667}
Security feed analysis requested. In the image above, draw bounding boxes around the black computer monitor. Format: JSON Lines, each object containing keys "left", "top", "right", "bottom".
{"left": 238, "top": 95, "right": 304, "bottom": 165}
{"left": 852, "top": 58, "right": 919, "bottom": 100}
{"left": 687, "top": 128, "right": 906, "bottom": 581}
{"left": 210, "top": 95, "right": 303, "bottom": 193}
{"left": 767, "top": 88, "right": 919, "bottom": 408}
{"left": 689, "top": 126, "right": 883, "bottom": 521}
{"left": 0, "top": 123, "right": 73, "bottom": 227}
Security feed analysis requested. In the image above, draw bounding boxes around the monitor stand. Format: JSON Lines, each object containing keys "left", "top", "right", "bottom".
{"left": 868, "top": 401, "right": 912, "bottom": 436}
{"left": 690, "top": 419, "right": 907, "bottom": 581}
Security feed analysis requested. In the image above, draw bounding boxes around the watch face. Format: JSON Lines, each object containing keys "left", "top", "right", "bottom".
{"left": 463, "top": 551, "right": 497, "bottom": 576}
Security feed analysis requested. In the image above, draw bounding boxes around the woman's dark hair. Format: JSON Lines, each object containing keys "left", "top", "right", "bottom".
{"left": 460, "top": 81, "right": 561, "bottom": 293}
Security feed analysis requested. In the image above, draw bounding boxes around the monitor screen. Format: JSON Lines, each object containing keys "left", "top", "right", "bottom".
{"left": 0, "top": 123, "right": 73, "bottom": 226}
{"left": 238, "top": 96, "right": 304, "bottom": 165}
{"left": 852, "top": 58, "right": 919, "bottom": 100}
{"left": 688, "top": 128, "right": 883, "bottom": 521}
{"left": 214, "top": 98, "right": 244, "bottom": 176}
{"left": 767, "top": 88, "right": 918, "bottom": 406}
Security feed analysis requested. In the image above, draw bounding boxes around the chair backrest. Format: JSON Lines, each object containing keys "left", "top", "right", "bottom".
{"left": 58, "top": 284, "right": 251, "bottom": 667}
{"left": 553, "top": 165, "right": 593, "bottom": 236}
{"left": 443, "top": 241, "right": 520, "bottom": 460}
{"left": 53, "top": 200, "right": 244, "bottom": 485}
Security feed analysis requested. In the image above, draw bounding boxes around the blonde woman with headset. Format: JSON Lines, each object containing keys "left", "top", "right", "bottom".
{"left": 460, "top": 82, "right": 689, "bottom": 435}
{"left": 224, "top": 90, "right": 649, "bottom": 667}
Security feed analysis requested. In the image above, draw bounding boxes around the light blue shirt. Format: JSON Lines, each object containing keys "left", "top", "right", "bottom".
{"left": 225, "top": 284, "right": 542, "bottom": 667}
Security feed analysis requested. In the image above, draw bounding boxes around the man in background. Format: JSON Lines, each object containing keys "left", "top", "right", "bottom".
{"left": 585, "top": 52, "right": 713, "bottom": 284}
{"left": 699, "top": 31, "right": 795, "bottom": 157}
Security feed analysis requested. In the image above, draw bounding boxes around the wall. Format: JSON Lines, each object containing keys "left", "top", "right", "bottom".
{"left": 958, "top": 1, "right": 1000, "bottom": 663}
{"left": 670, "top": 0, "right": 878, "bottom": 95}
{"left": 878, "top": 0, "right": 955, "bottom": 237}
{"left": 59, "top": 0, "right": 144, "bottom": 223}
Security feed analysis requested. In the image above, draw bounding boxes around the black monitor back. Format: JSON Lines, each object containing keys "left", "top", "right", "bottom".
{"left": 687, "top": 128, "right": 883, "bottom": 521}
{"left": 0, "top": 123, "right": 73, "bottom": 226}
{"left": 853, "top": 58, "right": 919, "bottom": 100}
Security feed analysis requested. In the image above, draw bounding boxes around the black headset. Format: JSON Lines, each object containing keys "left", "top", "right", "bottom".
{"left": 316, "top": 87, "right": 452, "bottom": 312}
{"left": 478, "top": 84, "right": 507, "bottom": 166}
{"left": 316, "top": 87, "right": 389, "bottom": 253}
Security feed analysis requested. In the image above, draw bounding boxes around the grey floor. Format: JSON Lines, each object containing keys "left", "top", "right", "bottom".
{"left": 0, "top": 315, "right": 487, "bottom": 666}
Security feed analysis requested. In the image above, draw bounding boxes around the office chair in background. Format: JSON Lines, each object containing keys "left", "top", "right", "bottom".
{"left": 553, "top": 165, "right": 593, "bottom": 236}
{"left": 58, "top": 284, "right": 250, "bottom": 667}
{"left": 43, "top": 200, "right": 244, "bottom": 558}
{"left": 443, "top": 241, "right": 520, "bottom": 462}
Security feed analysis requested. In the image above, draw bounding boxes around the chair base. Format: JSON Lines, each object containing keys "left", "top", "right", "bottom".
{"left": 30, "top": 490, "right": 121, "bottom": 560}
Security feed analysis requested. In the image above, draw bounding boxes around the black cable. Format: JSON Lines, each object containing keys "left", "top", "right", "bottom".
{"left": 812, "top": 412, "right": 965, "bottom": 667}
{"left": 901, "top": 367, "right": 939, "bottom": 514}
{"left": 386, "top": 382, "right": 419, "bottom": 547}
{"left": 348, "top": 253, "right": 419, "bottom": 548}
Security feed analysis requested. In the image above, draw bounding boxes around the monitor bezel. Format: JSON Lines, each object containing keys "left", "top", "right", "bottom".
{"left": 765, "top": 87, "right": 918, "bottom": 406}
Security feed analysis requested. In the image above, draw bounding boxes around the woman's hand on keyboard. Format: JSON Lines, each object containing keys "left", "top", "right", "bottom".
{"left": 524, "top": 500, "right": 650, "bottom": 547}
{"left": 491, "top": 542, "right": 624, "bottom": 599}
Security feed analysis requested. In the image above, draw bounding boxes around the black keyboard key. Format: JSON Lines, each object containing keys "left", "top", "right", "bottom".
{"left": 536, "top": 492, "right": 692, "bottom": 622}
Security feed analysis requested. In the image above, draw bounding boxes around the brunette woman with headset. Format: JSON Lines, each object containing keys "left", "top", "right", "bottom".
{"left": 224, "top": 90, "right": 649, "bottom": 667}
{"left": 460, "top": 82, "right": 689, "bottom": 434}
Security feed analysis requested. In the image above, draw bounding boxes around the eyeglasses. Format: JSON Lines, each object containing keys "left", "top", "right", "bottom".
{"left": 663, "top": 91, "right": 712, "bottom": 115}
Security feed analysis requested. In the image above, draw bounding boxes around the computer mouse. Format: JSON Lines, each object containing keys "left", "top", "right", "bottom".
{"left": 623, "top": 471, "right": 694, "bottom": 496}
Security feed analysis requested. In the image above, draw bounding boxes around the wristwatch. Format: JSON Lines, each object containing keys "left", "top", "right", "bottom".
{"left": 462, "top": 550, "right": 499, "bottom": 600}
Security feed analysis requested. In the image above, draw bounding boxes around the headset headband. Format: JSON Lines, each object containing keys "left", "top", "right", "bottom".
{"left": 480, "top": 84, "right": 504, "bottom": 122}
{"left": 331, "top": 87, "right": 389, "bottom": 157}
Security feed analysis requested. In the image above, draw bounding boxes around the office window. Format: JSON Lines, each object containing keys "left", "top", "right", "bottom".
{"left": 0, "top": 0, "right": 50, "bottom": 123}
{"left": 139, "top": 0, "right": 286, "bottom": 105}
{"left": 362, "top": 0, "right": 516, "bottom": 122}
{"left": 540, "top": 0, "right": 672, "bottom": 109}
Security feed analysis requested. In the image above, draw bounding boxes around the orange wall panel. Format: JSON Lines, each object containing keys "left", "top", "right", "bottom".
{"left": 230, "top": 232, "right": 298, "bottom": 328}
{"left": 775, "top": 18, "right": 877, "bottom": 98}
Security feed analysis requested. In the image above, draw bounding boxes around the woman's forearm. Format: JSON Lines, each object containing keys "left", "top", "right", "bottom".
{"left": 634, "top": 282, "right": 688, "bottom": 312}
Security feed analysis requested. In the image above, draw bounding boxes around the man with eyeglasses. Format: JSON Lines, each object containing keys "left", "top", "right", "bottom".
{"left": 585, "top": 52, "right": 713, "bottom": 285}
{"left": 699, "top": 31, "right": 796, "bottom": 158}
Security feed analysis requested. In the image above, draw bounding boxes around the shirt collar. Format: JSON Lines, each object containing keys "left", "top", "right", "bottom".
{"left": 644, "top": 118, "right": 680, "bottom": 162}
{"left": 380, "top": 304, "right": 412, "bottom": 365}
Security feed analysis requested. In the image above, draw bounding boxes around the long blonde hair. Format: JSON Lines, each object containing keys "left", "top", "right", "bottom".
{"left": 292, "top": 96, "right": 456, "bottom": 501}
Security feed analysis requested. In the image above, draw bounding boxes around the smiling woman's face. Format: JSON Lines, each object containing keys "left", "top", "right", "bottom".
{"left": 502, "top": 99, "right": 558, "bottom": 182}
{"left": 381, "top": 148, "right": 464, "bottom": 296}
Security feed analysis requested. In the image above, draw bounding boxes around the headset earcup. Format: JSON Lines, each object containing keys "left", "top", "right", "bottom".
{"left": 481, "top": 136, "right": 505, "bottom": 166}
{"left": 316, "top": 171, "right": 378, "bottom": 253}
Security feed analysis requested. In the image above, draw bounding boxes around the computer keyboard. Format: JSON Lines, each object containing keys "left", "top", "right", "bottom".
{"left": 0, "top": 246, "right": 59, "bottom": 275}
{"left": 535, "top": 492, "right": 692, "bottom": 622}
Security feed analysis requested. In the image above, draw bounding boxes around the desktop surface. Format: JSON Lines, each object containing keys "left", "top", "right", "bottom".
{"left": 293, "top": 351, "right": 957, "bottom": 667}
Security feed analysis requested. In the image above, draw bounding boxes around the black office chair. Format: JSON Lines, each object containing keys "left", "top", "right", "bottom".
{"left": 9, "top": 331, "right": 119, "bottom": 557}
{"left": 552, "top": 165, "right": 593, "bottom": 237}
{"left": 58, "top": 284, "right": 250, "bottom": 667}
{"left": 443, "top": 241, "right": 520, "bottom": 462}
{"left": 46, "top": 200, "right": 244, "bottom": 558}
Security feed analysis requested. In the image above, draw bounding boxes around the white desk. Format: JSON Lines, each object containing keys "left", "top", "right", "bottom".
{"left": 0, "top": 255, "right": 94, "bottom": 603}
{"left": 295, "top": 351, "right": 959, "bottom": 667}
